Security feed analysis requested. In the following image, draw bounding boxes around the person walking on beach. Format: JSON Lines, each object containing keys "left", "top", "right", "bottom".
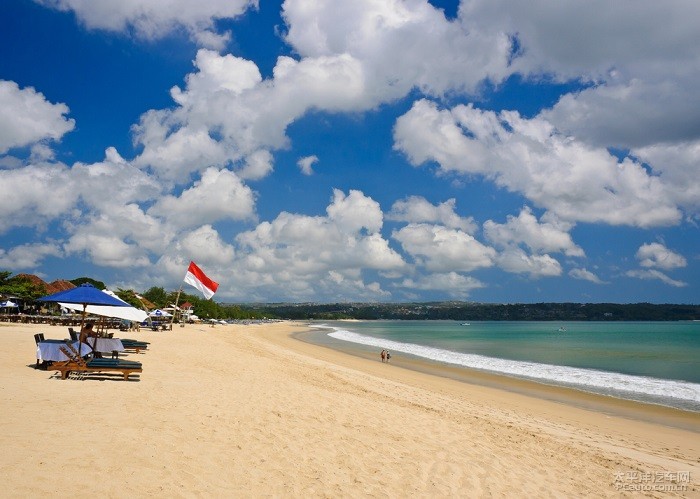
{"left": 380, "top": 349, "right": 386, "bottom": 363}
{"left": 386, "top": 351, "right": 391, "bottom": 363}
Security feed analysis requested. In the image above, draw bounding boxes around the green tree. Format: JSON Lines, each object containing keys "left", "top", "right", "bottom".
{"left": 142, "top": 287, "right": 168, "bottom": 308}
{"left": 70, "top": 277, "right": 106, "bottom": 290}
{"left": 114, "top": 288, "right": 148, "bottom": 309}
{"left": 0, "top": 271, "right": 47, "bottom": 300}
{"left": 194, "top": 298, "right": 219, "bottom": 319}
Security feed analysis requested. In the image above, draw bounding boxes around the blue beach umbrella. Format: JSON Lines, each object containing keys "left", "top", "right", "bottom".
{"left": 37, "top": 283, "right": 131, "bottom": 355}
{"left": 37, "top": 283, "right": 130, "bottom": 308}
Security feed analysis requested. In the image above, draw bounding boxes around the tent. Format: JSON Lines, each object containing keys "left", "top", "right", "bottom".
{"left": 149, "top": 309, "right": 172, "bottom": 318}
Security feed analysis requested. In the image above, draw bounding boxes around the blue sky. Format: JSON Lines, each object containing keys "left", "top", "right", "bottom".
{"left": 1, "top": 0, "right": 698, "bottom": 304}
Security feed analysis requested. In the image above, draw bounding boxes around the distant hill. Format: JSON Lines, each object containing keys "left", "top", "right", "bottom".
{"left": 238, "top": 302, "right": 700, "bottom": 321}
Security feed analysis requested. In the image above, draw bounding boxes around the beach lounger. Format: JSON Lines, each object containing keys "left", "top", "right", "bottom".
{"left": 34, "top": 333, "right": 46, "bottom": 367}
{"left": 53, "top": 344, "right": 142, "bottom": 380}
{"left": 119, "top": 339, "right": 149, "bottom": 353}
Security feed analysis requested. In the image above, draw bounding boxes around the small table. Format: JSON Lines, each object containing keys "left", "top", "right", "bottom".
{"left": 37, "top": 340, "right": 89, "bottom": 362}
{"left": 85, "top": 337, "right": 125, "bottom": 354}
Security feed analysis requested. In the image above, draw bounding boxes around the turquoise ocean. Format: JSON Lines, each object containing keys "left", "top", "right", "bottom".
{"left": 310, "top": 321, "right": 700, "bottom": 412}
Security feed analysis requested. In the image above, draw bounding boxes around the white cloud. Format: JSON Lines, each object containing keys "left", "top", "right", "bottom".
{"left": 0, "top": 149, "right": 166, "bottom": 266}
{"left": 543, "top": 78, "right": 700, "bottom": 150}
{"left": 460, "top": 0, "right": 700, "bottom": 154}
{"left": 326, "top": 189, "right": 384, "bottom": 234}
{"left": 322, "top": 271, "right": 391, "bottom": 301}
{"left": 387, "top": 196, "right": 477, "bottom": 232}
{"left": 626, "top": 269, "right": 687, "bottom": 288}
{"left": 632, "top": 140, "right": 700, "bottom": 217}
{"left": 569, "top": 268, "right": 605, "bottom": 284}
{"left": 148, "top": 167, "right": 256, "bottom": 229}
{"left": 64, "top": 233, "right": 151, "bottom": 268}
{"left": 192, "top": 29, "right": 232, "bottom": 51}
{"left": 230, "top": 189, "right": 405, "bottom": 300}
{"left": 128, "top": 0, "right": 520, "bottom": 187}
{"left": 0, "top": 155, "right": 23, "bottom": 169}
{"left": 396, "top": 272, "right": 485, "bottom": 299}
{"left": 70, "top": 148, "right": 163, "bottom": 209}
{"left": 174, "top": 50, "right": 263, "bottom": 100}
{"left": 0, "top": 242, "right": 62, "bottom": 269}
{"left": 392, "top": 223, "right": 495, "bottom": 273}
{"left": 178, "top": 225, "right": 235, "bottom": 265}
{"left": 36, "top": 0, "right": 256, "bottom": 48}
{"left": 297, "top": 155, "right": 318, "bottom": 175}
{"left": 0, "top": 161, "right": 77, "bottom": 232}
{"left": 0, "top": 80, "right": 74, "bottom": 154}
{"left": 238, "top": 150, "right": 274, "bottom": 180}
{"left": 384, "top": 0, "right": 700, "bottom": 230}
{"left": 635, "top": 242, "right": 687, "bottom": 270}
{"left": 63, "top": 202, "right": 173, "bottom": 268}
{"left": 495, "top": 248, "right": 562, "bottom": 278}
{"left": 463, "top": 0, "right": 700, "bottom": 82}
{"left": 483, "top": 206, "right": 584, "bottom": 257}
{"left": 134, "top": 50, "right": 366, "bottom": 182}
{"left": 13, "top": 148, "right": 177, "bottom": 269}
{"left": 621, "top": 243, "right": 687, "bottom": 288}
{"left": 132, "top": 114, "right": 233, "bottom": 184}
{"left": 10, "top": 0, "right": 699, "bottom": 301}
{"left": 282, "top": 0, "right": 512, "bottom": 99}
{"left": 30, "top": 143, "right": 56, "bottom": 162}
{"left": 132, "top": 50, "right": 266, "bottom": 182}
{"left": 394, "top": 100, "right": 681, "bottom": 227}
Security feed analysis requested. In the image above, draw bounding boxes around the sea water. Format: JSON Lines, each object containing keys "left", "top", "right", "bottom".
{"left": 314, "top": 320, "right": 700, "bottom": 412}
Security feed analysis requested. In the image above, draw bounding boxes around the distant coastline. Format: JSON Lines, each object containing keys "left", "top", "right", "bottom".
{"left": 239, "top": 301, "right": 700, "bottom": 321}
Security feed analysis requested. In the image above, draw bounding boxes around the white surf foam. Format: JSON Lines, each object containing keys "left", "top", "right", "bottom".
{"left": 326, "top": 327, "right": 700, "bottom": 410}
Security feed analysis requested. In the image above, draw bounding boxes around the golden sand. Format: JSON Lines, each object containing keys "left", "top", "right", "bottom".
{"left": 1, "top": 321, "right": 697, "bottom": 497}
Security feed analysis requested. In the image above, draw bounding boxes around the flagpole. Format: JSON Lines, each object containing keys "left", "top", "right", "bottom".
{"left": 170, "top": 285, "right": 183, "bottom": 329}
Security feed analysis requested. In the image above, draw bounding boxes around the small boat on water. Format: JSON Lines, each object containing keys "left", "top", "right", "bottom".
{"left": 558, "top": 326, "right": 567, "bottom": 332}
{"left": 461, "top": 322, "right": 471, "bottom": 326}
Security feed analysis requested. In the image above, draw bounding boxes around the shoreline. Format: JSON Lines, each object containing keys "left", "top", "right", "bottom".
{"left": 2, "top": 321, "right": 698, "bottom": 496}
{"left": 292, "top": 325, "right": 700, "bottom": 432}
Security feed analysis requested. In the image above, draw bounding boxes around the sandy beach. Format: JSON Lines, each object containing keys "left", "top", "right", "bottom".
{"left": 1, "top": 321, "right": 697, "bottom": 497}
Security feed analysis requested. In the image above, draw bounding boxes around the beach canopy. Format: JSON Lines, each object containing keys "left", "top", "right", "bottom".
{"left": 0, "top": 300, "right": 18, "bottom": 308}
{"left": 37, "top": 283, "right": 134, "bottom": 356}
{"left": 60, "top": 290, "right": 148, "bottom": 323}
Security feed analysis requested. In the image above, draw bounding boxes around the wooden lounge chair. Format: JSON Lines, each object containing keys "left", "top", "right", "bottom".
{"left": 34, "top": 333, "right": 46, "bottom": 368}
{"left": 53, "top": 344, "right": 142, "bottom": 381}
{"left": 119, "top": 339, "right": 149, "bottom": 354}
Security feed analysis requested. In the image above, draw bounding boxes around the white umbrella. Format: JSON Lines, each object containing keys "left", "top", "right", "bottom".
{"left": 59, "top": 290, "right": 148, "bottom": 322}
{"left": 0, "top": 300, "right": 18, "bottom": 308}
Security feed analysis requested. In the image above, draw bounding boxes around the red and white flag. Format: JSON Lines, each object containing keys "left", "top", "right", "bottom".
{"left": 184, "top": 261, "right": 219, "bottom": 300}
